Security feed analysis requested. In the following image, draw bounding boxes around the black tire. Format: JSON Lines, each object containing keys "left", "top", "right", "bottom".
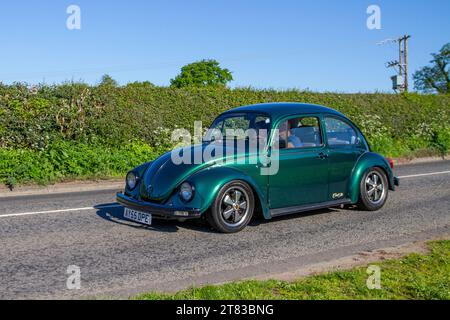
{"left": 357, "top": 167, "right": 389, "bottom": 211}
{"left": 206, "top": 181, "right": 255, "bottom": 233}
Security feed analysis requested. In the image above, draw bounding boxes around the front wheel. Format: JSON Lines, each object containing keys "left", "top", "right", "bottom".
{"left": 357, "top": 167, "right": 389, "bottom": 211}
{"left": 206, "top": 181, "right": 255, "bottom": 233}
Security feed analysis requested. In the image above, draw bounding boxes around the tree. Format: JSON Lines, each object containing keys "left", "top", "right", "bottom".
{"left": 170, "top": 60, "right": 233, "bottom": 88}
{"left": 125, "top": 81, "right": 155, "bottom": 89}
{"left": 99, "top": 74, "right": 118, "bottom": 87}
{"left": 413, "top": 43, "right": 450, "bottom": 94}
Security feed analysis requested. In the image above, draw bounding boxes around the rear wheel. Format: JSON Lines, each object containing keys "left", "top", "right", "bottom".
{"left": 207, "top": 181, "right": 255, "bottom": 233}
{"left": 357, "top": 167, "right": 389, "bottom": 211}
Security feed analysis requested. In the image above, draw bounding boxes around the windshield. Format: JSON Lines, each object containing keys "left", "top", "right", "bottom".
{"left": 204, "top": 113, "right": 271, "bottom": 143}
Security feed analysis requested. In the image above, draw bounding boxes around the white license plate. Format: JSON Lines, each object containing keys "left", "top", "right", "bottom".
{"left": 123, "top": 208, "right": 152, "bottom": 225}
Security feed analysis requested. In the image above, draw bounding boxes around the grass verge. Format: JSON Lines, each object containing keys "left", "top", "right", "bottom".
{"left": 135, "top": 240, "right": 450, "bottom": 300}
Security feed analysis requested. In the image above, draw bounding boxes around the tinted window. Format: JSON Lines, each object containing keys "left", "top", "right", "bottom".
{"left": 277, "top": 116, "right": 322, "bottom": 149}
{"left": 205, "top": 113, "right": 270, "bottom": 142}
{"left": 325, "top": 117, "right": 358, "bottom": 146}
{"left": 222, "top": 117, "right": 250, "bottom": 131}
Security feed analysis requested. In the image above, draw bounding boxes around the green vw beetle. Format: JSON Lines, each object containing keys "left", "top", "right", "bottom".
{"left": 117, "top": 103, "right": 399, "bottom": 233}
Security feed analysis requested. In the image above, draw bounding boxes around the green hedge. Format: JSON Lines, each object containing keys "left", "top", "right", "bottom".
{"left": 0, "top": 82, "right": 449, "bottom": 185}
{"left": 0, "top": 140, "right": 159, "bottom": 186}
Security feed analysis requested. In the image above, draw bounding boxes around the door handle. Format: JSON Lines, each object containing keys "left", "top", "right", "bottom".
{"left": 317, "top": 152, "right": 328, "bottom": 160}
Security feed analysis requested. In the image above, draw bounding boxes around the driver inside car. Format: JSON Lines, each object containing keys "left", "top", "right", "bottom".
{"left": 279, "top": 119, "right": 303, "bottom": 149}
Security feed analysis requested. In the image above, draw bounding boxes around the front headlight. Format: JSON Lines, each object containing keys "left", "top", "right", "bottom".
{"left": 126, "top": 172, "right": 138, "bottom": 190}
{"left": 179, "top": 182, "right": 194, "bottom": 202}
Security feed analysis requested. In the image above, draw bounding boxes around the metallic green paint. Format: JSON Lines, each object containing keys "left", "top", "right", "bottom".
{"left": 268, "top": 147, "right": 329, "bottom": 208}
{"left": 124, "top": 161, "right": 152, "bottom": 198}
{"left": 266, "top": 113, "right": 329, "bottom": 208}
{"left": 119, "top": 103, "right": 397, "bottom": 222}
{"left": 224, "top": 103, "right": 346, "bottom": 125}
{"left": 348, "top": 152, "right": 395, "bottom": 203}
{"left": 188, "top": 165, "right": 270, "bottom": 218}
{"left": 141, "top": 146, "right": 214, "bottom": 201}
{"left": 327, "top": 146, "right": 366, "bottom": 201}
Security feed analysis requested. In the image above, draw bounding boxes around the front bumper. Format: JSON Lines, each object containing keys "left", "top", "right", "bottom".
{"left": 116, "top": 193, "right": 202, "bottom": 219}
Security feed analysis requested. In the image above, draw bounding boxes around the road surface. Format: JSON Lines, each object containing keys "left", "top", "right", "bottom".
{"left": 0, "top": 160, "right": 449, "bottom": 299}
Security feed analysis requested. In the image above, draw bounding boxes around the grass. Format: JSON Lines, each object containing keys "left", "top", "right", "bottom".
{"left": 135, "top": 240, "right": 450, "bottom": 300}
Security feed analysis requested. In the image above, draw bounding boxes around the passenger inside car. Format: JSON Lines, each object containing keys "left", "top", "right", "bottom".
{"left": 278, "top": 117, "right": 322, "bottom": 149}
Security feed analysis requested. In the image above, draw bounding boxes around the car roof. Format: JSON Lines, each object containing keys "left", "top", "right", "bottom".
{"left": 222, "top": 102, "right": 346, "bottom": 123}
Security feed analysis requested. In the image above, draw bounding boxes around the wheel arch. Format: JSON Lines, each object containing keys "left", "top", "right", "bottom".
{"left": 188, "top": 166, "right": 270, "bottom": 219}
{"left": 349, "top": 152, "right": 394, "bottom": 203}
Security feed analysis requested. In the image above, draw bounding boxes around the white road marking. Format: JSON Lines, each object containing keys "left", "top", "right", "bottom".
{"left": 398, "top": 170, "right": 450, "bottom": 179}
{"left": 0, "top": 170, "right": 448, "bottom": 220}
{"left": 0, "top": 204, "right": 122, "bottom": 219}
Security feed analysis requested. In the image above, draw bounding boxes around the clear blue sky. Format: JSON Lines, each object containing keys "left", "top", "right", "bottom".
{"left": 0, "top": 0, "right": 449, "bottom": 92}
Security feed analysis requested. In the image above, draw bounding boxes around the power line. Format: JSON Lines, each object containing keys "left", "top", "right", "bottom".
{"left": 0, "top": 50, "right": 305, "bottom": 83}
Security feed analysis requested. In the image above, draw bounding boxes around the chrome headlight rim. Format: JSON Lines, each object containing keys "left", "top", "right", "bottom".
{"left": 179, "top": 182, "right": 195, "bottom": 202}
{"left": 126, "top": 171, "right": 138, "bottom": 190}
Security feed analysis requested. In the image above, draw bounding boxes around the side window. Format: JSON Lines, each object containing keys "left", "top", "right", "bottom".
{"left": 222, "top": 116, "right": 250, "bottom": 140}
{"left": 325, "top": 117, "right": 358, "bottom": 146}
{"left": 223, "top": 117, "right": 250, "bottom": 132}
{"left": 277, "top": 116, "right": 322, "bottom": 149}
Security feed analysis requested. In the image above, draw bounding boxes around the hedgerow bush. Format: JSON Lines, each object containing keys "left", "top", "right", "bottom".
{"left": 0, "top": 140, "right": 159, "bottom": 186}
{"left": 0, "top": 82, "right": 449, "bottom": 185}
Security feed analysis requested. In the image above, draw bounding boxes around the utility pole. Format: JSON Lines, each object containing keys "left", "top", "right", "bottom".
{"left": 403, "top": 35, "right": 410, "bottom": 91}
{"left": 378, "top": 35, "right": 411, "bottom": 93}
{"left": 398, "top": 35, "right": 411, "bottom": 92}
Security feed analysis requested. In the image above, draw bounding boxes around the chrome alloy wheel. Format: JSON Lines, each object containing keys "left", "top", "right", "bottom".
{"left": 220, "top": 186, "right": 250, "bottom": 227}
{"left": 365, "top": 171, "right": 386, "bottom": 205}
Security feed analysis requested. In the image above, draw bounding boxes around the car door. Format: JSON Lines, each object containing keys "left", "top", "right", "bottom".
{"left": 268, "top": 115, "right": 329, "bottom": 209}
{"left": 323, "top": 116, "right": 366, "bottom": 201}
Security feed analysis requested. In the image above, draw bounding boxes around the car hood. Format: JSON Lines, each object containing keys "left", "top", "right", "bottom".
{"left": 139, "top": 141, "right": 262, "bottom": 201}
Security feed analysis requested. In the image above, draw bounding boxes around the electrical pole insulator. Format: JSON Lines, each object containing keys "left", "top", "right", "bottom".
{"left": 379, "top": 35, "right": 411, "bottom": 93}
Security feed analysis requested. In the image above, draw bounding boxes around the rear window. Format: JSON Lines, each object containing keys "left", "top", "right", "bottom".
{"left": 325, "top": 117, "right": 358, "bottom": 146}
